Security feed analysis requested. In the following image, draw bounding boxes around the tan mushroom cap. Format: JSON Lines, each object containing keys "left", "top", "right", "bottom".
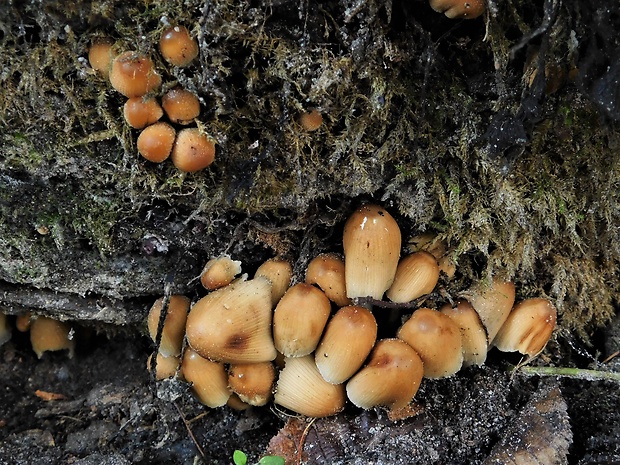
{"left": 30, "top": 316, "right": 75, "bottom": 359}
{"left": 162, "top": 87, "right": 201, "bottom": 125}
{"left": 343, "top": 204, "right": 401, "bottom": 300}
{"left": 185, "top": 277, "right": 277, "bottom": 364}
{"left": 123, "top": 97, "right": 163, "bottom": 129}
{"left": 299, "top": 110, "right": 323, "bottom": 131}
{"left": 88, "top": 38, "right": 115, "bottom": 78}
{"left": 147, "top": 352, "right": 180, "bottom": 380}
{"left": 305, "top": 253, "right": 351, "bottom": 307}
{"left": 274, "top": 355, "right": 346, "bottom": 417}
{"left": 137, "top": 122, "right": 176, "bottom": 163}
{"left": 461, "top": 278, "right": 516, "bottom": 343}
{"left": 397, "top": 308, "right": 463, "bottom": 378}
{"left": 109, "top": 51, "right": 162, "bottom": 98}
{"left": 254, "top": 258, "right": 293, "bottom": 306}
{"left": 440, "top": 299, "right": 488, "bottom": 366}
{"left": 346, "top": 339, "right": 424, "bottom": 410}
{"left": 170, "top": 128, "right": 216, "bottom": 172}
{"left": 200, "top": 255, "right": 242, "bottom": 291}
{"left": 147, "top": 295, "right": 190, "bottom": 357}
{"left": 386, "top": 251, "right": 440, "bottom": 303}
{"left": 492, "top": 298, "right": 557, "bottom": 356}
{"left": 273, "top": 283, "right": 331, "bottom": 357}
{"left": 315, "top": 305, "right": 377, "bottom": 384}
{"left": 181, "top": 348, "right": 231, "bottom": 407}
{"left": 429, "top": 0, "right": 486, "bottom": 19}
{"left": 228, "top": 362, "right": 276, "bottom": 406}
{"left": 159, "top": 25, "right": 199, "bottom": 67}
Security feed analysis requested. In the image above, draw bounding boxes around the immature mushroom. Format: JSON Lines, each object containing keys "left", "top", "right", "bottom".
{"left": 299, "top": 110, "right": 323, "bottom": 131}
{"left": 30, "top": 316, "right": 75, "bottom": 358}
{"left": 123, "top": 97, "right": 163, "bottom": 129}
{"left": 305, "top": 253, "right": 351, "bottom": 307}
{"left": 429, "top": 0, "right": 486, "bottom": 19}
{"left": 386, "top": 251, "right": 440, "bottom": 303}
{"left": 147, "top": 295, "right": 190, "bottom": 357}
{"left": 162, "top": 87, "right": 201, "bottom": 125}
{"left": 88, "top": 38, "right": 115, "bottom": 78}
{"left": 228, "top": 362, "right": 276, "bottom": 406}
{"left": 461, "top": 278, "right": 516, "bottom": 343}
{"left": 346, "top": 339, "right": 424, "bottom": 410}
{"left": 440, "top": 299, "right": 488, "bottom": 366}
{"left": 254, "top": 258, "right": 293, "bottom": 306}
{"left": 315, "top": 305, "right": 377, "bottom": 384}
{"left": 200, "top": 255, "right": 242, "bottom": 290}
{"left": 397, "top": 308, "right": 463, "bottom": 378}
{"left": 274, "top": 355, "right": 346, "bottom": 417}
{"left": 137, "top": 122, "right": 176, "bottom": 163}
{"left": 159, "top": 26, "right": 199, "bottom": 67}
{"left": 16, "top": 312, "right": 32, "bottom": 332}
{"left": 171, "top": 128, "right": 216, "bottom": 172}
{"left": 185, "top": 278, "right": 277, "bottom": 363}
{"left": 492, "top": 298, "right": 557, "bottom": 356}
{"left": 147, "top": 352, "right": 180, "bottom": 380}
{"left": 109, "top": 51, "right": 162, "bottom": 97}
{"left": 343, "top": 204, "right": 401, "bottom": 301}
{"left": 181, "top": 348, "right": 231, "bottom": 407}
{"left": 273, "top": 283, "right": 331, "bottom": 357}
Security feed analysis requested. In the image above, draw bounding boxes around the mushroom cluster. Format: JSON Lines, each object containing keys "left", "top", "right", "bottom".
{"left": 0, "top": 312, "right": 76, "bottom": 358}
{"left": 88, "top": 26, "right": 215, "bottom": 173}
{"left": 147, "top": 204, "right": 557, "bottom": 418}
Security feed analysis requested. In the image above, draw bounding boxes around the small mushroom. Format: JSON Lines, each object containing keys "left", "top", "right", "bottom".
{"left": 162, "top": 87, "right": 201, "bottom": 125}
{"left": 299, "top": 110, "right": 323, "bottom": 131}
{"left": 88, "top": 38, "right": 115, "bottom": 78}
{"left": 343, "top": 204, "right": 401, "bottom": 301}
{"left": 137, "top": 122, "right": 176, "bottom": 163}
{"left": 30, "top": 316, "right": 75, "bottom": 358}
{"left": 147, "top": 295, "right": 190, "bottom": 357}
{"left": 108, "top": 51, "right": 162, "bottom": 98}
{"left": 170, "top": 128, "right": 216, "bottom": 172}
{"left": 315, "top": 305, "right": 377, "bottom": 384}
{"left": 274, "top": 355, "right": 346, "bottom": 417}
{"left": 254, "top": 258, "right": 293, "bottom": 307}
{"left": 346, "top": 339, "right": 424, "bottom": 410}
{"left": 386, "top": 251, "right": 440, "bottom": 303}
{"left": 16, "top": 312, "right": 32, "bottom": 332}
{"left": 159, "top": 26, "right": 199, "bottom": 67}
{"left": 123, "top": 97, "right": 163, "bottom": 129}
{"left": 492, "top": 298, "right": 557, "bottom": 356}
{"left": 185, "top": 278, "right": 277, "bottom": 364}
{"left": 181, "top": 348, "right": 231, "bottom": 407}
{"left": 228, "top": 362, "right": 276, "bottom": 406}
{"left": 200, "top": 255, "right": 242, "bottom": 291}
{"left": 397, "top": 308, "right": 463, "bottom": 378}
{"left": 305, "top": 253, "right": 351, "bottom": 307}
{"left": 147, "top": 352, "right": 180, "bottom": 380}
{"left": 273, "top": 283, "right": 331, "bottom": 357}
{"left": 429, "top": 0, "right": 486, "bottom": 19}
{"left": 440, "top": 299, "right": 488, "bottom": 366}
{"left": 461, "top": 278, "right": 516, "bottom": 343}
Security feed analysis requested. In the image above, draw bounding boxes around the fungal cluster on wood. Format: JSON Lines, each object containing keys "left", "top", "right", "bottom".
{"left": 88, "top": 26, "right": 215, "bottom": 172}
{"left": 147, "top": 204, "right": 557, "bottom": 418}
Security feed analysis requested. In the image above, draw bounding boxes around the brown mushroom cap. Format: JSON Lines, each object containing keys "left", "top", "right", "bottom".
{"left": 254, "top": 258, "right": 293, "bottom": 307}
{"left": 460, "top": 278, "right": 516, "bottom": 343}
{"left": 492, "top": 298, "right": 557, "bottom": 356}
{"left": 137, "top": 122, "right": 176, "bottom": 163}
{"left": 305, "top": 253, "right": 351, "bottom": 307}
{"left": 30, "top": 316, "right": 75, "bottom": 359}
{"left": 162, "top": 87, "right": 201, "bottom": 125}
{"left": 200, "top": 255, "right": 242, "bottom": 290}
{"left": 109, "top": 51, "right": 162, "bottom": 98}
{"left": 274, "top": 355, "right": 346, "bottom": 417}
{"left": 346, "top": 339, "right": 424, "bottom": 410}
{"left": 315, "top": 305, "right": 377, "bottom": 384}
{"left": 147, "top": 352, "right": 181, "bottom": 380}
{"left": 440, "top": 299, "right": 488, "bottom": 366}
{"left": 228, "top": 362, "right": 276, "bottom": 406}
{"left": 147, "top": 295, "right": 190, "bottom": 357}
{"left": 88, "top": 38, "right": 115, "bottom": 78}
{"left": 386, "top": 251, "right": 440, "bottom": 303}
{"left": 185, "top": 277, "right": 277, "bottom": 364}
{"left": 181, "top": 348, "right": 231, "bottom": 407}
{"left": 397, "top": 308, "right": 463, "bottom": 378}
{"left": 170, "top": 128, "right": 216, "bottom": 172}
{"left": 429, "top": 0, "right": 486, "bottom": 19}
{"left": 299, "top": 110, "right": 323, "bottom": 131}
{"left": 343, "top": 204, "right": 401, "bottom": 300}
{"left": 273, "top": 283, "right": 331, "bottom": 357}
{"left": 123, "top": 97, "right": 163, "bottom": 129}
{"left": 159, "top": 26, "right": 199, "bottom": 67}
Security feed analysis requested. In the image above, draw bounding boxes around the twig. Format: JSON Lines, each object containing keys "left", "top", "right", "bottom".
{"left": 174, "top": 402, "right": 206, "bottom": 460}
{"left": 296, "top": 417, "right": 317, "bottom": 465}
{"left": 516, "top": 366, "right": 620, "bottom": 383}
